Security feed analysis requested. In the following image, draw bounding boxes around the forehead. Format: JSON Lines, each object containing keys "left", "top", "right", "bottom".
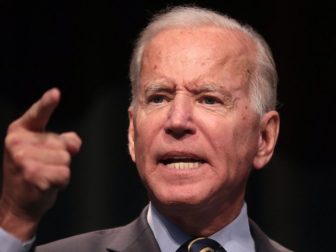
{"left": 139, "top": 26, "right": 256, "bottom": 92}
{"left": 142, "top": 25, "right": 255, "bottom": 64}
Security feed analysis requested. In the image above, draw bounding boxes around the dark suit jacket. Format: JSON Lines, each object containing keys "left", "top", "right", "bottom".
{"left": 36, "top": 207, "right": 292, "bottom": 252}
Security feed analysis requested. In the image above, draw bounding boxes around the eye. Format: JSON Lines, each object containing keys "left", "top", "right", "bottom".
{"left": 200, "top": 96, "right": 221, "bottom": 105}
{"left": 148, "top": 95, "right": 166, "bottom": 104}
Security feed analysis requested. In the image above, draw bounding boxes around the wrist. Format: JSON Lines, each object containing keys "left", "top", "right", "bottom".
{"left": 0, "top": 198, "right": 38, "bottom": 242}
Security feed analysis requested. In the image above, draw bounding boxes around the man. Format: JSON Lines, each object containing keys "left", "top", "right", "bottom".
{"left": 0, "top": 6, "right": 291, "bottom": 252}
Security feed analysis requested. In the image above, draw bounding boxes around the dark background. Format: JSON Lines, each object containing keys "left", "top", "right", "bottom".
{"left": 0, "top": 1, "right": 335, "bottom": 251}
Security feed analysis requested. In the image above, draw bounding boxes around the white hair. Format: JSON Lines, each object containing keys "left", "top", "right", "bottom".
{"left": 129, "top": 6, "right": 278, "bottom": 115}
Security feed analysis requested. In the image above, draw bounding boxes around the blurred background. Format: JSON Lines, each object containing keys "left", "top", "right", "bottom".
{"left": 0, "top": 1, "right": 335, "bottom": 251}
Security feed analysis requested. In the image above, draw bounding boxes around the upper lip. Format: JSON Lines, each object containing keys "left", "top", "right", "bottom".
{"left": 157, "top": 151, "right": 206, "bottom": 165}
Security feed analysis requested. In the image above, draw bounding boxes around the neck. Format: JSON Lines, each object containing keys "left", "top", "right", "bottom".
{"left": 152, "top": 194, "right": 245, "bottom": 237}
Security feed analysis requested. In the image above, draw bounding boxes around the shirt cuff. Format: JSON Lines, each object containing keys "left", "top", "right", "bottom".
{"left": 0, "top": 227, "right": 35, "bottom": 252}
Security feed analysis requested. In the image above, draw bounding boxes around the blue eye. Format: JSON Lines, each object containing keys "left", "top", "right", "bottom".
{"left": 149, "top": 95, "right": 165, "bottom": 104}
{"left": 202, "top": 96, "right": 218, "bottom": 105}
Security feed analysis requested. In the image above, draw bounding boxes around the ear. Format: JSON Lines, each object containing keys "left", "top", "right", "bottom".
{"left": 253, "top": 110, "right": 280, "bottom": 169}
{"left": 128, "top": 106, "right": 136, "bottom": 162}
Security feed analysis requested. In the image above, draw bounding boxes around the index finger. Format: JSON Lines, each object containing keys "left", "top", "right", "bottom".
{"left": 16, "top": 88, "right": 61, "bottom": 132}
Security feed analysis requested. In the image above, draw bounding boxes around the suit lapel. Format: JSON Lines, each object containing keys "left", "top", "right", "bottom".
{"left": 106, "top": 206, "right": 161, "bottom": 252}
{"left": 249, "top": 219, "right": 291, "bottom": 252}
{"left": 120, "top": 226, "right": 161, "bottom": 252}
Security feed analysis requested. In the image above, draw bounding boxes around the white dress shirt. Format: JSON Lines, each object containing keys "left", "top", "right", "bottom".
{"left": 147, "top": 202, "right": 256, "bottom": 252}
{"left": 0, "top": 228, "right": 33, "bottom": 252}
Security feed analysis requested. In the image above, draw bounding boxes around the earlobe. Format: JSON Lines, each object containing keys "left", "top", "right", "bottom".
{"left": 253, "top": 111, "right": 280, "bottom": 169}
{"left": 128, "top": 107, "right": 136, "bottom": 162}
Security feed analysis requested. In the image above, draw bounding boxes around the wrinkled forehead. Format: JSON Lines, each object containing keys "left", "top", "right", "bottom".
{"left": 139, "top": 26, "right": 257, "bottom": 91}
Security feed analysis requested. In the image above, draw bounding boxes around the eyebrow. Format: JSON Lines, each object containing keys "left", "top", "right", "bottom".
{"left": 189, "top": 83, "right": 232, "bottom": 96}
{"left": 144, "top": 82, "right": 234, "bottom": 99}
{"left": 144, "top": 83, "right": 174, "bottom": 96}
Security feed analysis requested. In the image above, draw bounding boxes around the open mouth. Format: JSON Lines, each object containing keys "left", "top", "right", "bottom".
{"left": 160, "top": 157, "right": 205, "bottom": 169}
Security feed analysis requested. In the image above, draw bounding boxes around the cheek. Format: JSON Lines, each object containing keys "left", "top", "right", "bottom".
{"left": 197, "top": 112, "right": 235, "bottom": 152}
{"left": 133, "top": 111, "right": 163, "bottom": 160}
{"left": 209, "top": 127, "right": 257, "bottom": 186}
{"left": 199, "top": 113, "right": 259, "bottom": 164}
{"left": 231, "top": 121, "right": 260, "bottom": 162}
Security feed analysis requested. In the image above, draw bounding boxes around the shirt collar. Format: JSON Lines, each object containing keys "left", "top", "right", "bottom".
{"left": 147, "top": 202, "right": 255, "bottom": 252}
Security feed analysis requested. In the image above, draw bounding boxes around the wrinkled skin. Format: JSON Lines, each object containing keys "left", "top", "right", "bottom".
{"left": 128, "top": 26, "right": 279, "bottom": 235}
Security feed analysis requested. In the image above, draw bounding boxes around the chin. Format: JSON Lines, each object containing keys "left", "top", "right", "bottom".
{"left": 149, "top": 184, "right": 211, "bottom": 208}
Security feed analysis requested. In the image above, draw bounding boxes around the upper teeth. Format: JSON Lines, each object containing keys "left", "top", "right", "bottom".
{"left": 166, "top": 162, "right": 201, "bottom": 169}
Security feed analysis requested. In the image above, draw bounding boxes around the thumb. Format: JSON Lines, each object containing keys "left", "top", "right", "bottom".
{"left": 60, "top": 132, "right": 82, "bottom": 156}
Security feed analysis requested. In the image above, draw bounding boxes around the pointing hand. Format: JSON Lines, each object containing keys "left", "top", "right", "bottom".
{"left": 0, "top": 88, "right": 81, "bottom": 241}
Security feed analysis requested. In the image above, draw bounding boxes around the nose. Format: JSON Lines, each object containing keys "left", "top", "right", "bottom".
{"left": 164, "top": 95, "right": 196, "bottom": 139}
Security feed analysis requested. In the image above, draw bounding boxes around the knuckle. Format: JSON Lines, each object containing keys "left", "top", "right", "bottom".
{"left": 22, "top": 162, "right": 39, "bottom": 182}
{"left": 65, "top": 155, "right": 71, "bottom": 166}
{"left": 5, "top": 133, "right": 20, "bottom": 149}
{"left": 52, "top": 166, "right": 70, "bottom": 188}
{"left": 60, "top": 166, "right": 71, "bottom": 180}
{"left": 62, "top": 151, "right": 71, "bottom": 164}
{"left": 7, "top": 121, "right": 20, "bottom": 133}
{"left": 12, "top": 148, "right": 27, "bottom": 164}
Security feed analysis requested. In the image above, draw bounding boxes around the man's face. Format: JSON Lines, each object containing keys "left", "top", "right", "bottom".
{"left": 128, "top": 26, "right": 272, "bottom": 209}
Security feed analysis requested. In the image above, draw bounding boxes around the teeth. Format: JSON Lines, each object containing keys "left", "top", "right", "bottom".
{"left": 166, "top": 162, "right": 201, "bottom": 169}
